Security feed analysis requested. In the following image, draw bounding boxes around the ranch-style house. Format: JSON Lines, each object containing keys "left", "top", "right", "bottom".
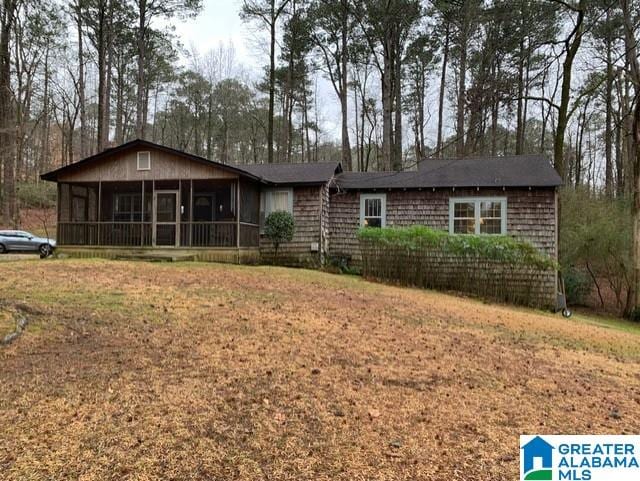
{"left": 42, "top": 139, "right": 561, "bottom": 304}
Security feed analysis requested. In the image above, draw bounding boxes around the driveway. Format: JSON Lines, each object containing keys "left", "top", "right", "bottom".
{"left": 0, "top": 254, "right": 41, "bottom": 262}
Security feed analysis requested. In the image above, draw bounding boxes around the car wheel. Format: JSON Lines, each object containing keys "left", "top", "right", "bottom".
{"left": 562, "top": 308, "right": 572, "bottom": 318}
{"left": 0, "top": 243, "right": 5, "bottom": 254}
{"left": 39, "top": 244, "right": 52, "bottom": 258}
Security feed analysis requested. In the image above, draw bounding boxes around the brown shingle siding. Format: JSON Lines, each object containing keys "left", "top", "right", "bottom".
{"left": 328, "top": 187, "right": 557, "bottom": 261}
{"left": 260, "top": 186, "right": 324, "bottom": 266}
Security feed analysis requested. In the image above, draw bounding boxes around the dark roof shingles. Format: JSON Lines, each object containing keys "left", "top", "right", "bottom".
{"left": 234, "top": 162, "right": 342, "bottom": 185}
{"left": 334, "top": 155, "right": 561, "bottom": 189}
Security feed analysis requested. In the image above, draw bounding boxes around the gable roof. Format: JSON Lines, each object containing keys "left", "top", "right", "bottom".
{"left": 233, "top": 161, "right": 342, "bottom": 185}
{"left": 334, "top": 155, "right": 562, "bottom": 190}
{"left": 42, "top": 141, "right": 560, "bottom": 190}
{"left": 40, "top": 139, "right": 265, "bottom": 182}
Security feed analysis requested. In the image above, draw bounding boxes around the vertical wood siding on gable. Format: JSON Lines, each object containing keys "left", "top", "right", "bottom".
{"left": 260, "top": 185, "right": 323, "bottom": 266}
{"left": 56, "top": 147, "right": 238, "bottom": 182}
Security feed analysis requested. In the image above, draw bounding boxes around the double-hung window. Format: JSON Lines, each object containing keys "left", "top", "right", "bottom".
{"left": 449, "top": 197, "right": 507, "bottom": 235}
{"left": 260, "top": 188, "right": 293, "bottom": 231}
{"left": 360, "top": 193, "right": 386, "bottom": 228}
{"left": 263, "top": 188, "right": 293, "bottom": 216}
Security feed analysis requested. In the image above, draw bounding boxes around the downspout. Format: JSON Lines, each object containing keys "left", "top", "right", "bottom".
{"left": 322, "top": 173, "right": 341, "bottom": 267}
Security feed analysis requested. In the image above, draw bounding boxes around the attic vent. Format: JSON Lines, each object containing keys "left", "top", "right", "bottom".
{"left": 137, "top": 151, "right": 151, "bottom": 170}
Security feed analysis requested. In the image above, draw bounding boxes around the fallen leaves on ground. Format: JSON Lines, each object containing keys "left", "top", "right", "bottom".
{"left": 1, "top": 259, "right": 639, "bottom": 481}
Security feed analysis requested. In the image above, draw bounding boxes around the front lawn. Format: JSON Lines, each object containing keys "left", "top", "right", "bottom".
{"left": 1, "top": 259, "right": 639, "bottom": 480}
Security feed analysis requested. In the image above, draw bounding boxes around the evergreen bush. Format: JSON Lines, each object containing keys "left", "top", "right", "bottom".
{"left": 264, "top": 211, "right": 295, "bottom": 263}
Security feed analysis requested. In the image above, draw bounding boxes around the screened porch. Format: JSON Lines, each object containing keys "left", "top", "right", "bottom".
{"left": 56, "top": 179, "right": 260, "bottom": 248}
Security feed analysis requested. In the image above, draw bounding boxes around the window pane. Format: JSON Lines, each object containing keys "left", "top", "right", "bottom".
{"left": 454, "top": 218, "right": 475, "bottom": 234}
{"left": 480, "top": 218, "right": 501, "bottom": 234}
{"left": 365, "top": 198, "right": 381, "bottom": 217}
{"left": 454, "top": 202, "right": 475, "bottom": 218}
{"left": 271, "top": 191, "right": 289, "bottom": 212}
{"left": 364, "top": 217, "right": 382, "bottom": 228}
{"left": 481, "top": 201, "right": 501, "bottom": 218}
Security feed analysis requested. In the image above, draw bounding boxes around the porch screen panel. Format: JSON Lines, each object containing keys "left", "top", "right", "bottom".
{"left": 240, "top": 181, "right": 260, "bottom": 224}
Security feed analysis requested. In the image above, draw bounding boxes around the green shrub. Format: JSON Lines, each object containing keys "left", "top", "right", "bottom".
{"left": 264, "top": 211, "right": 295, "bottom": 262}
{"left": 562, "top": 267, "right": 591, "bottom": 306}
{"left": 358, "top": 225, "right": 556, "bottom": 270}
{"left": 560, "top": 187, "right": 632, "bottom": 315}
{"left": 357, "top": 226, "right": 556, "bottom": 308}
{"left": 628, "top": 308, "right": 640, "bottom": 323}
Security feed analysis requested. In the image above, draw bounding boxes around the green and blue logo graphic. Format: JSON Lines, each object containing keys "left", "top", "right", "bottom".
{"left": 521, "top": 436, "right": 554, "bottom": 480}
{"left": 520, "top": 435, "right": 640, "bottom": 481}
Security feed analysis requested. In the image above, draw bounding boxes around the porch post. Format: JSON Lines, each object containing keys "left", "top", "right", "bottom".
{"left": 152, "top": 180, "right": 156, "bottom": 246}
{"left": 141, "top": 180, "right": 144, "bottom": 247}
{"left": 97, "top": 181, "right": 102, "bottom": 246}
{"left": 189, "top": 179, "right": 193, "bottom": 247}
{"left": 236, "top": 177, "right": 241, "bottom": 249}
{"left": 177, "top": 180, "right": 181, "bottom": 247}
{"left": 56, "top": 183, "right": 61, "bottom": 243}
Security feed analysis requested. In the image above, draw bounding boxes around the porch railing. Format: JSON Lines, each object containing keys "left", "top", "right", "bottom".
{"left": 57, "top": 221, "right": 260, "bottom": 248}
{"left": 240, "top": 222, "right": 260, "bottom": 247}
{"left": 58, "top": 222, "right": 153, "bottom": 246}
{"left": 180, "top": 222, "right": 236, "bottom": 247}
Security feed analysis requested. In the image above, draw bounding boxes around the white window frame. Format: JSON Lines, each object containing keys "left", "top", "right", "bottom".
{"left": 360, "top": 193, "right": 387, "bottom": 228}
{"left": 449, "top": 197, "right": 507, "bottom": 235}
{"left": 137, "top": 151, "right": 151, "bottom": 171}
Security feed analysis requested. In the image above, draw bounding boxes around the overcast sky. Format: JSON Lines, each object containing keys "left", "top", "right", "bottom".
{"left": 174, "top": 0, "right": 258, "bottom": 69}
{"left": 170, "top": 0, "right": 447, "bottom": 144}
{"left": 169, "top": 0, "right": 365, "bottom": 141}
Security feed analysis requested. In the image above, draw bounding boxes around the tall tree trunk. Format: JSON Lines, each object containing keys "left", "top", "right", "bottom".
{"left": 206, "top": 90, "right": 213, "bottom": 159}
{"left": 615, "top": 75, "right": 624, "bottom": 196}
{"left": 136, "top": 0, "right": 147, "bottom": 139}
{"left": 621, "top": 0, "right": 640, "bottom": 315}
{"left": 340, "top": 0, "right": 352, "bottom": 170}
{"left": 381, "top": 37, "right": 393, "bottom": 171}
{"left": 515, "top": 39, "right": 525, "bottom": 155}
{"left": 455, "top": 25, "right": 467, "bottom": 157}
{"left": 554, "top": 2, "right": 585, "bottom": 180}
{"left": 1, "top": 0, "right": 16, "bottom": 225}
{"left": 304, "top": 87, "right": 311, "bottom": 162}
{"left": 40, "top": 45, "right": 50, "bottom": 177}
{"left": 114, "top": 52, "right": 124, "bottom": 145}
{"left": 96, "top": 0, "right": 111, "bottom": 151}
{"left": 604, "top": 17, "right": 614, "bottom": 197}
{"left": 436, "top": 23, "right": 449, "bottom": 158}
{"left": 353, "top": 77, "right": 360, "bottom": 169}
{"left": 267, "top": 3, "right": 276, "bottom": 163}
{"left": 75, "top": 0, "right": 88, "bottom": 157}
{"left": 393, "top": 34, "right": 402, "bottom": 171}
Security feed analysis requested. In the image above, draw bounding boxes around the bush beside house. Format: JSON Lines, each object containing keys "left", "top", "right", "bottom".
{"left": 358, "top": 226, "right": 557, "bottom": 309}
{"left": 264, "top": 211, "right": 295, "bottom": 264}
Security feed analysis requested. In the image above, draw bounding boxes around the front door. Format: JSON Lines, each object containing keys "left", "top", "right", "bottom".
{"left": 153, "top": 191, "right": 179, "bottom": 247}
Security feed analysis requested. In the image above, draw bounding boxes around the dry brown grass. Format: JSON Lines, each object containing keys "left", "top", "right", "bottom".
{"left": 1, "top": 259, "right": 639, "bottom": 481}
